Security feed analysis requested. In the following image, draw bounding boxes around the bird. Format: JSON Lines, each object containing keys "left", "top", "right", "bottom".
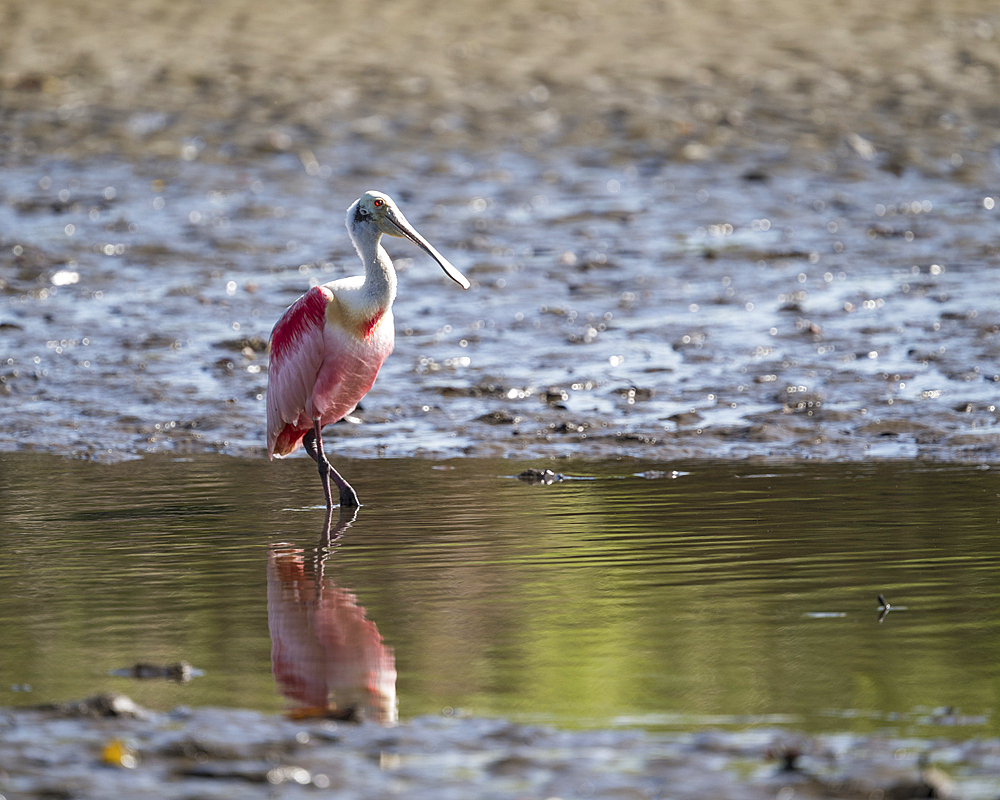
{"left": 266, "top": 191, "right": 470, "bottom": 510}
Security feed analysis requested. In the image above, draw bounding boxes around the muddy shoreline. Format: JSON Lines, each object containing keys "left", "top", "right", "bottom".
{"left": 3, "top": 148, "right": 998, "bottom": 465}
{"left": 3, "top": 696, "right": 998, "bottom": 800}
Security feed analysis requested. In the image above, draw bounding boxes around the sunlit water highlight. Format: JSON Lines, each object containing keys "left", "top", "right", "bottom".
{"left": 1, "top": 452, "right": 997, "bottom": 738}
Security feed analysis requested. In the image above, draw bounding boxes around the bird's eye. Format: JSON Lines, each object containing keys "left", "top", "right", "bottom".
{"left": 374, "top": 198, "right": 384, "bottom": 207}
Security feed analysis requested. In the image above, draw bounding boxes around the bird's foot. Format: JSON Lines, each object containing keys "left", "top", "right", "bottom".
{"left": 338, "top": 484, "right": 360, "bottom": 508}
{"left": 318, "top": 457, "right": 360, "bottom": 508}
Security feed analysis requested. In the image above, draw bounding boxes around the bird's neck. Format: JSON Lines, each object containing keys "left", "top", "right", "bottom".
{"left": 357, "top": 234, "right": 398, "bottom": 312}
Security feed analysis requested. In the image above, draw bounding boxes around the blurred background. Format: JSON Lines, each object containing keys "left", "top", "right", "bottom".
{"left": 2, "top": 0, "right": 998, "bottom": 167}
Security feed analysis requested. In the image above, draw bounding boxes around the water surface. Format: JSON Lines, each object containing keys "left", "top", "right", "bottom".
{"left": 2, "top": 452, "right": 997, "bottom": 738}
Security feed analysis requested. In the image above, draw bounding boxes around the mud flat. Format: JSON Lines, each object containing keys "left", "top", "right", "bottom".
{"left": 4, "top": 696, "right": 1000, "bottom": 800}
{"left": 3, "top": 150, "right": 999, "bottom": 464}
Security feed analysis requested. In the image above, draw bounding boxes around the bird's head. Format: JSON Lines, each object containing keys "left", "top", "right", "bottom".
{"left": 348, "top": 191, "right": 470, "bottom": 289}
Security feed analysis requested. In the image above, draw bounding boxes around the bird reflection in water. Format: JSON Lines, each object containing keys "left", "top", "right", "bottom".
{"left": 267, "top": 509, "right": 397, "bottom": 724}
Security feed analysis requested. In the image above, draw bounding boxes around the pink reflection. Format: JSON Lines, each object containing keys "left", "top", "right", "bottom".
{"left": 267, "top": 519, "right": 396, "bottom": 723}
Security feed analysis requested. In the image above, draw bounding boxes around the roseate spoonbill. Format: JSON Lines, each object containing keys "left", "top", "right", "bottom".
{"left": 267, "top": 191, "right": 470, "bottom": 509}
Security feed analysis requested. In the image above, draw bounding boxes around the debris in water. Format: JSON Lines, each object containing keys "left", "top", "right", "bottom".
{"left": 110, "top": 661, "right": 202, "bottom": 682}
{"left": 634, "top": 469, "right": 689, "bottom": 479}
{"left": 41, "top": 692, "right": 150, "bottom": 719}
{"left": 516, "top": 468, "right": 565, "bottom": 485}
{"left": 102, "top": 738, "right": 139, "bottom": 769}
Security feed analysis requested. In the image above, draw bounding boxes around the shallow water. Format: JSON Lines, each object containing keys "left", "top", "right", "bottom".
{"left": 2, "top": 452, "right": 997, "bottom": 739}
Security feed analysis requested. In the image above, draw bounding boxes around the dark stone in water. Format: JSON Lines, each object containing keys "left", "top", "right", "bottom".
{"left": 550, "top": 420, "right": 590, "bottom": 434}
{"left": 475, "top": 410, "right": 516, "bottom": 425}
{"left": 516, "top": 468, "right": 565, "bottom": 485}
{"left": 542, "top": 387, "right": 569, "bottom": 406}
{"left": 613, "top": 386, "right": 655, "bottom": 402}
{"left": 668, "top": 411, "right": 703, "bottom": 426}
{"left": 215, "top": 336, "right": 269, "bottom": 353}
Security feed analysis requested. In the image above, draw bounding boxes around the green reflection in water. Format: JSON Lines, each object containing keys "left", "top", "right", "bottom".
{"left": 0, "top": 452, "right": 997, "bottom": 737}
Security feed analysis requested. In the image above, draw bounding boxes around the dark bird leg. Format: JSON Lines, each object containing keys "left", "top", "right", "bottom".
{"left": 303, "top": 421, "right": 361, "bottom": 509}
{"left": 301, "top": 428, "right": 333, "bottom": 508}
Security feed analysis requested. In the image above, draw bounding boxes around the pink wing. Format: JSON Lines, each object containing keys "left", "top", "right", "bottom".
{"left": 267, "top": 287, "right": 332, "bottom": 457}
{"left": 267, "top": 285, "right": 394, "bottom": 458}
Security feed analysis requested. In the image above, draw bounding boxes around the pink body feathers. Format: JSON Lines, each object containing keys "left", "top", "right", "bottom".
{"left": 267, "top": 285, "right": 394, "bottom": 458}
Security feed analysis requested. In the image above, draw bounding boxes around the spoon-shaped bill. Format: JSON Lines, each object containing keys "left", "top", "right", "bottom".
{"left": 382, "top": 207, "right": 471, "bottom": 289}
